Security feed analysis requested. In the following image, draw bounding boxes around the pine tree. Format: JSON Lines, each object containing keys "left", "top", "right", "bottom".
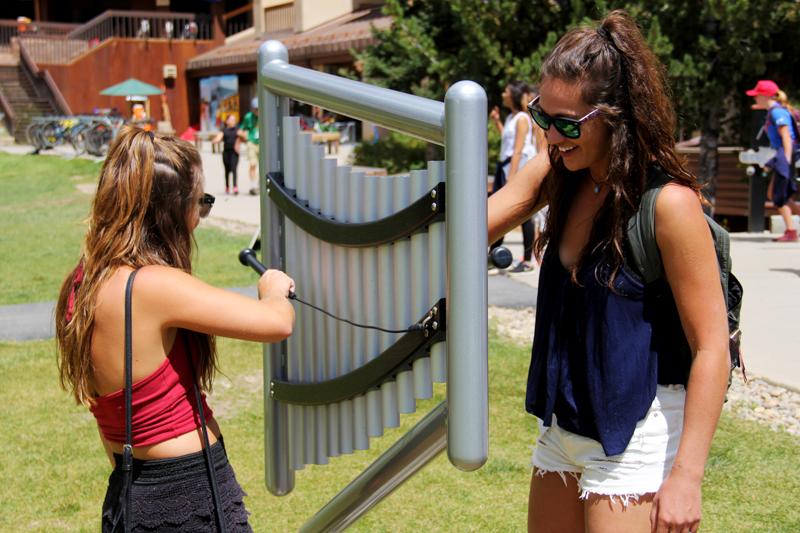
{"left": 358, "top": 0, "right": 800, "bottom": 206}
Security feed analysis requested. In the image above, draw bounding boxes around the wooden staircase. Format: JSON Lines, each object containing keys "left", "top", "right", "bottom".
{"left": 0, "top": 52, "right": 57, "bottom": 143}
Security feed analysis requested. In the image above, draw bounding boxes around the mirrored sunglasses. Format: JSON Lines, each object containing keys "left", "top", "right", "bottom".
{"left": 527, "top": 95, "right": 600, "bottom": 139}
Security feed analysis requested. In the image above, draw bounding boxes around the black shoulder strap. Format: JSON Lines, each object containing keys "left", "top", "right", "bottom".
{"left": 123, "top": 272, "right": 226, "bottom": 533}
{"left": 122, "top": 269, "right": 139, "bottom": 533}
{"left": 182, "top": 333, "right": 227, "bottom": 533}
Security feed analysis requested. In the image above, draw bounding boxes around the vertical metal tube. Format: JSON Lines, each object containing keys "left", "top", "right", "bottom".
{"left": 290, "top": 128, "right": 308, "bottom": 471}
{"left": 282, "top": 117, "right": 302, "bottom": 471}
{"left": 347, "top": 171, "right": 369, "bottom": 450}
{"left": 307, "top": 144, "right": 329, "bottom": 465}
{"left": 409, "top": 169, "right": 433, "bottom": 400}
{"left": 392, "top": 175, "right": 416, "bottom": 413}
{"left": 427, "top": 160, "right": 447, "bottom": 384}
{"left": 333, "top": 165, "right": 354, "bottom": 456}
{"left": 377, "top": 176, "right": 399, "bottom": 429}
{"left": 444, "top": 81, "right": 488, "bottom": 471}
{"left": 296, "top": 132, "right": 316, "bottom": 466}
{"left": 258, "top": 40, "right": 294, "bottom": 495}
{"left": 320, "top": 156, "right": 340, "bottom": 459}
{"left": 362, "top": 175, "right": 383, "bottom": 437}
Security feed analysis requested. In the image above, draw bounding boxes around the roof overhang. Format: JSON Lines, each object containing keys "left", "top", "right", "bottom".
{"left": 186, "top": 8, "right": 391, "bottom": 76}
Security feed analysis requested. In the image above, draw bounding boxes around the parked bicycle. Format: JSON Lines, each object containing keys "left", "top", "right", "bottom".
{"left": 26, "top": 115, "right": 125, "bottom": 156}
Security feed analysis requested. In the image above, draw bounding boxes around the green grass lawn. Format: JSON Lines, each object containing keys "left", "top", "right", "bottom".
{"left": 0, "top": 335, "right": 798, "bottom": 532}
{"left": 0, "top": 153, "right": 254, "bottom": 305}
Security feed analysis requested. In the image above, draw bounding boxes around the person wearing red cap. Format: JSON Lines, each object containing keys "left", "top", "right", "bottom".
{"left": 746, "top": 79, "right": 800, "bottom": 242}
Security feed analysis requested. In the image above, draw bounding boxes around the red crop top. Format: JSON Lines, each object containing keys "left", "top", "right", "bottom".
{"left": 89, "top": 332, "right": 214, "bottom": 447}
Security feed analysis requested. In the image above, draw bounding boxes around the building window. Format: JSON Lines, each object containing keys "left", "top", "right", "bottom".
{"left": 265, "top": 3, "right": 295, "bottom": 33}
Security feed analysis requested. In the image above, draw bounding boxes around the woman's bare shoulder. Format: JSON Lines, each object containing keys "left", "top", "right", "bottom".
{"left": 655, "top": 182, "right": 704, "bottom": 224}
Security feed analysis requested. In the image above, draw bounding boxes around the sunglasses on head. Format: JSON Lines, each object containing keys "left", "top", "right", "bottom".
{"left": 527, "top": 95, "right": 600, "bottom": 139}
{"left": 199, "top": 192, "right": 215, "bottom": 218}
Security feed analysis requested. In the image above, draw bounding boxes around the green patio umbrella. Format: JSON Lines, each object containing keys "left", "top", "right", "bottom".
{"left": 100, "top": 78, "right": 163, "bottom": 97}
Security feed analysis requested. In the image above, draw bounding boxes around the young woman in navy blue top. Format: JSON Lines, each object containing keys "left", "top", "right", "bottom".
{"left": 488, "top": 11, "right": 730, "bottom": 533}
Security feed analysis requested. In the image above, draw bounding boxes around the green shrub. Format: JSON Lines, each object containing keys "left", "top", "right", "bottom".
{"left": 353, "top": 125, "right": 501, "bottom": 176}
{"left": 352, "top": 131, "right": 428, "bottom": 174}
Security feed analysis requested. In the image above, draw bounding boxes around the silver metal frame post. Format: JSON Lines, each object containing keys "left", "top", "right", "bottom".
{"left": 258, "top": 40, "right": 294, "bottom": 495}
{"left": 444, "top": 81, "right": 488, "bottom": 471}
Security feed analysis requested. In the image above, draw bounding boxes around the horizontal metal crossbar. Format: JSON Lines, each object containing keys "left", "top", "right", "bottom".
{"left": 266, "top": 172, "right": 446, "bottom": 247}
{"left": 270, "top": 300, "right": 446, "bottom": 406}
{"left": 261, "top": 59, "right": 446, "bottom": 145}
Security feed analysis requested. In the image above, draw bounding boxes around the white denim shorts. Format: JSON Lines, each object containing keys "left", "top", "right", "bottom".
{"left": 531, "top": 385, "right": 686, "bottom": 504}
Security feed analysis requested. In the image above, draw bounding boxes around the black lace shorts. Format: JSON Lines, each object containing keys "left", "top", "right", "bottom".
{"left": 101, "top": 438, "right": 252, "bottom": 532}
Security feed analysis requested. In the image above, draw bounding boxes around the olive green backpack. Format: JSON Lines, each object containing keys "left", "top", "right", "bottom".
{"left": 626, "top": 169, "right": 745, "bottom": 383}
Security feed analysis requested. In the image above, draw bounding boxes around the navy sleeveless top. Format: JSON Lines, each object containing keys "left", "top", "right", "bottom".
{"left": 525, "top": 244, "right": 691, "bottom": 456}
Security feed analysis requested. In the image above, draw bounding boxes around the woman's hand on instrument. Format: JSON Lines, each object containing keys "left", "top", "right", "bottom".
{"left": 259, "top": 269, "right": 295, "bottom": 299}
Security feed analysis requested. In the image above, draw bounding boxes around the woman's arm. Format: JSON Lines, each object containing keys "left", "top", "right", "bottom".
{"left": 779, "top": 124, "right": 793, "bottom": 162}
{"left": 489, "top": 106, "right": 503, "bottom": 134}
{"left": 650, "top": 184, "right": 730, "bottom": 533}
{"left": 488, "top": 149, "right": 550, "bottom": 244}
{"left": 212, "top": 132, "right": 223, "bottom": 144}
{"left": 507, "top": 115, "right": 530, "bottom": 180}
{"left": 134, "top": 266, "right": 295, "bottom": 343}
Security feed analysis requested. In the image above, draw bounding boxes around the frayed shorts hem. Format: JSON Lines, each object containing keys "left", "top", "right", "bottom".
{"left": 531, "top": 466, "right": 654, "bottom": 507}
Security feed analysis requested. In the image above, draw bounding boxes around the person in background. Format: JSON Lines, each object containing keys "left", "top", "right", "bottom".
{"left": 213, "top": 114, "right": 244, "bottom": 195}
{"left": 489, "top": 81, "right": 541, "bottom": 273}
{"left": 488, "top": 10, "right": 729, "bottom": 532}
{"left": 240, "top": 98, "right": 260, "bottom": 196}
{"left": 55, "top": 127, "right": 295, "bottom": 531}
{"left": 747, "top": 80, "right": 800, "bottom": 242}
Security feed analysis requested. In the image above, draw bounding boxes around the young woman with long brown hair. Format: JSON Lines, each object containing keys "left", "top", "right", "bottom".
{"left": 55, "top": 126, "right": 295, "bottom": 531}
{"left": 488, "top": 11, "right": 729, "bottom": 532}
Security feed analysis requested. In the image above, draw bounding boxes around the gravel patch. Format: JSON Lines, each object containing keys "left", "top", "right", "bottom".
{"left": 488, "top": 306, "right": 800, "bottom": 438}
{"left": 726, "top": 370, "right": 800, "bottom": 436}
{"left": 489, "top": 306, "right": 535, "bottom": 345}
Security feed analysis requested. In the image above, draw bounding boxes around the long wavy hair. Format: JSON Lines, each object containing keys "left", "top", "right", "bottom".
{"left": 55, "top": 126, "right": 218, "bottom": 405}
{"left": 533, "top": 10, "right": 702, "bottom": 285}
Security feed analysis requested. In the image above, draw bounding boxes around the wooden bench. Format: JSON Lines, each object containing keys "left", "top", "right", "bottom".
{"left": 311, "top": 131, "right": 341, "bottom": 154}
{"left": 677, "top": 146, "right": 781, "bottom": 231}
{"left": 195, "top": 130, "right": 222, "bottom": 153}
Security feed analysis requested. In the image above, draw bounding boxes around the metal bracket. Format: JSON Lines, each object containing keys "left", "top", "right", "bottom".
{"left": 266, "top": 172, "right": 446, "bottom": 247}
{"left": 270, "top": 299, "right": 446, "bottom": 406}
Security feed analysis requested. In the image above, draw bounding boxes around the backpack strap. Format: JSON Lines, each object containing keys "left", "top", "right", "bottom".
{"left": 706, "top": 216, "right": 732, "bottom": 308}
{"left": 627, "top": 167, "right": 733, "bottom": 308}
{"left": 626, "top": 168, "right": 671, "bottom": 283}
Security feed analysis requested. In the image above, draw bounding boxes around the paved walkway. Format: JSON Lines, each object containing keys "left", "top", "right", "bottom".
{"left": 2, "top": 143, "right": 798, "bottom": 391}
